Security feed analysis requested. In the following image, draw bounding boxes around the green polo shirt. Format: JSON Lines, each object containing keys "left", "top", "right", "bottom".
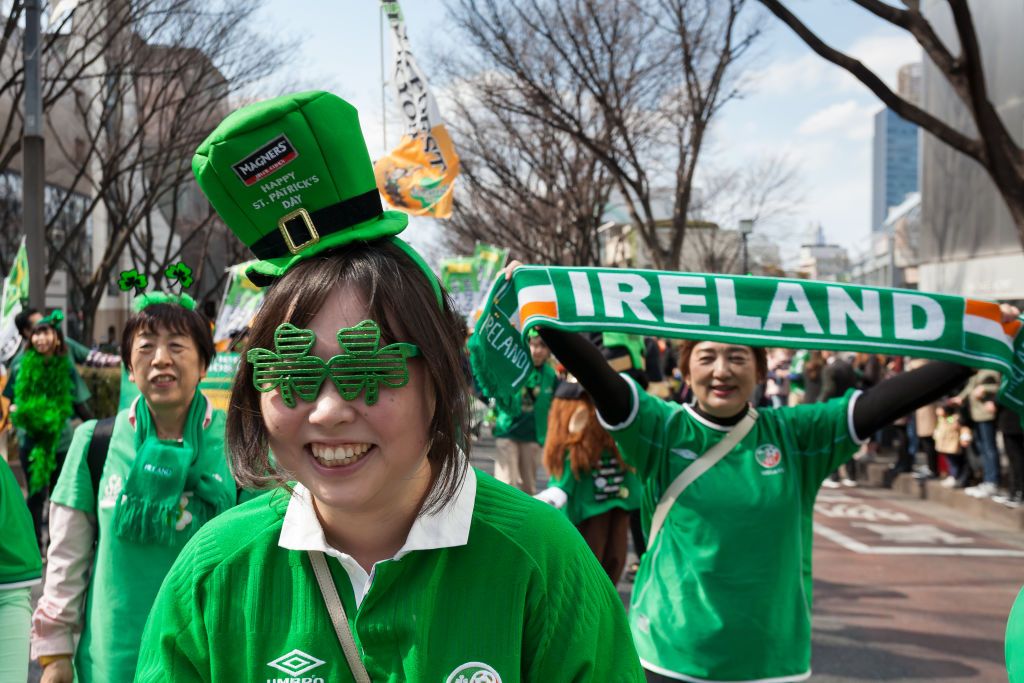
{"left": 0, "top": 457, "right": 41, "bottom": 588}
{"left": 135, "top": 469, "right": 644, "bottom": 682}
{"left": 601, "top": 377, "right": 861, "bottom": 682}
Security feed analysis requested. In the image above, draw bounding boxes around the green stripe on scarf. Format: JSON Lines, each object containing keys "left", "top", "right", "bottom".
{"left": 468, "top": 266, "right": 1024, "bottom": 414}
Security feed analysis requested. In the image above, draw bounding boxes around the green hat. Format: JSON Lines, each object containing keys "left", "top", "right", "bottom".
{"left": 193, "top": 91, "right": 414, "bottom": 288}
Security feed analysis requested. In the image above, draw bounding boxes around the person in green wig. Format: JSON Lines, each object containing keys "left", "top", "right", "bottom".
{"left": 135, "top": 90, "right": 643, "bottom": 683}
{"left": 3, "top": 310, "right": 92, "bottom": 551}
{"left": 31, "top": 295, "right": 236, "bottom": 683}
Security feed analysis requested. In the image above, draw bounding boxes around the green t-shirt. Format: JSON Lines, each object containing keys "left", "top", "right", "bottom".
{"left": 493, "top": 362, "right": 557, "bottom": 443}
{"left": 50, "top": 406, "right": 234, "bottom": 683}
{"left": 1008, "top": 586, "right": 1024, "bottom": 682}
{"left": 135, "top": 471, "right": 644, "bottom": 683}
{"left": 603, "top": 378, "right": 860, "bottom": 682}
{"left": 0, "top": 457, "right": 41, "bottom": 587}
{"left": 3, "top": 351, "right": 91, "bottom": 454}
{"left": 549, "top": 448, "right": 642, "bottom": 526}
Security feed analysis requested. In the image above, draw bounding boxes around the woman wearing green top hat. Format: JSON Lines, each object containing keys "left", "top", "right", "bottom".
{"left": 31, "top": 296, "right": 235, "bottom": 683}
{"left": 135, "top": 90, "right": 643, "bottom": 683}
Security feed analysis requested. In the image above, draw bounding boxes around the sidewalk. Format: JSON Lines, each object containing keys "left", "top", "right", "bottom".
{"left": 856, "top": 451, "right": 1024, "bottom": 531}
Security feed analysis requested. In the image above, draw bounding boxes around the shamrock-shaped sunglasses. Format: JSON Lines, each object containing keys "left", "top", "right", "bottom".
{"left": 247, "top": 320, "right": 420, "bottom": 407}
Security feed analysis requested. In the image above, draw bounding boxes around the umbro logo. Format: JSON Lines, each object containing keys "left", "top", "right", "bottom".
{"left": 266, "top": 648, "right": 325, "bottom": 681}
{"left": 671, "top": 448, "right": 698, "bottom": 460}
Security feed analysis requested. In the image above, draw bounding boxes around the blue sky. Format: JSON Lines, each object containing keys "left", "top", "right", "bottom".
{"left": 258, "top": 0, "right": 922, "bottom": 264}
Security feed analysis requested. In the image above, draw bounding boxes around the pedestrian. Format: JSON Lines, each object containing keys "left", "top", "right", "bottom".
{"left": 31, "top": 295, "right": 235, "bottom": 683}
{"left": 955, "top": 369, "right": 1001, "bottom": 498}
{"left": 134, "top": 91, "right": 642, "bottom": 682}
{"left": 521, "top": 270, "right": 1019, "bottom": 682}
{"left": 934, "top": 402, "right": 966, "bottom": 487}
{"left": 819, "top": 351, "right": 859, "bottom": 488}
{"left": 4, "top": 310, "right": 92, "bottom": 550}
{"left": 0, "top": 456, "right": 41, "bottom": 683}
{"left": 993, "top": 406, "right": 1024, "bottom": 507}
{"left": 491, "top": 330, "right": 557, "bottom": 493}
{"left": 536, "top": 382, "right": 642, "bottom": 583}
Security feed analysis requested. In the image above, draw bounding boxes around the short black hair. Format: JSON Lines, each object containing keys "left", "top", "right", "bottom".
{"left": 121, "top": 304, "right": 215, "bottom": 371}
{"left": 15, "top": 307, "right": 39, "bottom": 337}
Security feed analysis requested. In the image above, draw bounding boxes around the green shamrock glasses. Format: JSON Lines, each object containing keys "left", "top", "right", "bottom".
{"left": 247, "top": 320, "right": 421, "bottom": 407}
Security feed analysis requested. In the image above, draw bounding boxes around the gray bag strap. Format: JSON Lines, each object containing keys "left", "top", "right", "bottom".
{"left": 308, "top": 550, "right": 372, "bottom": 683}
{"left": 648, "top": 407, "right": 759, "bottom": 547}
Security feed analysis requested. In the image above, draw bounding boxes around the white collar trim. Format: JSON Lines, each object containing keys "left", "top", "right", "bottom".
{"left": 682, "top": 402, "right": 747, "bottom": 432}
{"left": 127, "top": 393, "right": 213, "bottom": 431}
{"left": 278, "top": 466, "right": 477, "bottom": 560}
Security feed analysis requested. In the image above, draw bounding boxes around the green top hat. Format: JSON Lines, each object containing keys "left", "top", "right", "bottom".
{"left": 194, "top": 91, "right": 424, "bottom": 289}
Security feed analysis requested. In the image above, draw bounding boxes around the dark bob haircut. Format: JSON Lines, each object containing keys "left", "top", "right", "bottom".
{"left": 121, "top": 303, "right": 216, "bottom": 372}
{"left": 227, "top": 240, "right": 471, "bottom": 514}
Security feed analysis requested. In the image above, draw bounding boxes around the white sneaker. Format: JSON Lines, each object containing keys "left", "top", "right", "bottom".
{"left": 840, "top": 478, "right": 857, "bottom": 487}
{"left": 821, "top": 480, "right": 841, "bottom": 489}
{"left": 965, "top": 482, "right": 997, "bottom": 498}
{"left": 940, "top": 476, "right": 957, "bottom": 488}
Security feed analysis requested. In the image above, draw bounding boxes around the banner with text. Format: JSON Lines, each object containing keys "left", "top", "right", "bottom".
{"left": 468, "top": 266, "right": 1024, "bottom": 414}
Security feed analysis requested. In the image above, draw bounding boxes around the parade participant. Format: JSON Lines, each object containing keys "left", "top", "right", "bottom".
{"left": 494, "top": 262, "right": 1019, "bottom": 683}
{"left": 0, "top": 456, "right": 41, "bottom": 682}
{"left": 4, "top": 310, "right": 92, "bottom": 548}
{"left": 536, "top": 381, "right": 641, "bottom": 583}
{"left": 134, "top": 91, "right": 642, "bottom": 683}
{"left": 491, "top": 330, "right": 557, "bottom": 493}
{"left": 31, "top": 295, "right": 235, "bottom": 683}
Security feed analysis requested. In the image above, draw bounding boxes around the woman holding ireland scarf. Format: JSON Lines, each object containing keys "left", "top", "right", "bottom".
{"left": 30, "top": 296, "right": 235, "bottom": 683}
{"left": 493, "top": 262, "right": 1020, "bottom": 683}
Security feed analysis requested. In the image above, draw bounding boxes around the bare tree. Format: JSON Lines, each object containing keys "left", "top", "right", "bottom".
{"left": 757, "top": 0, "right": 1024, "bottom": 246}
{"left": 447, "top": 0, "right": 761, "bottom": 269}
{"left": 26, "top": 0, "right": 288, "bottom": 338}
{"left": 440, "top": 73, "right": 615, "bottom": 266}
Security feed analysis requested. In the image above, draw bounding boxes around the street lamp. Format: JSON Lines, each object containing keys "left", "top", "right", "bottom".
{"left": 739, "top": 219, "right": 754, "bottom": 274}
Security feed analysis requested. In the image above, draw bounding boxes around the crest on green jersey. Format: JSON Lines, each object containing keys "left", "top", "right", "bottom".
{"left": 755, "top": 443, "right": 782, "bottom": 469}
{"left": 446, "top": 661, "right": 502, "bottom": 683}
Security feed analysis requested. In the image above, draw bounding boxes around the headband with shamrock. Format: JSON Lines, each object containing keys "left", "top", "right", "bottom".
{"left": 34, "top": 309, "right": 64, "bottom": 328}
{"left": 118, "top": 262, "right": 197, "bottom": 311}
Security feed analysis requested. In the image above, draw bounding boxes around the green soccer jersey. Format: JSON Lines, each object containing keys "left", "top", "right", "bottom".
{"left": 602, "top": 378, "right": 861, "bottom": 682}
{"left": 1008, "top": 585, "right": 1024, "bottom": 682}
{"left": 0, "top": 457, "right": 41, "bottom": 588}
{"left": 135, "top": 469, "right": 644, "bottom": 683}
{"left": 549, "top": 448, "right": 641, "bottom": 526}
{"left": 50, "top": 402, "right": 234, "bottom": 683}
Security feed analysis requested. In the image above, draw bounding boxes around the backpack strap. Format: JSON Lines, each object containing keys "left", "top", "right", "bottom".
{"left": 648, "top": 406, "right": 759, "bottom": 547}
{"left": 86, "top": 417, "right": 116, "bottom": 498}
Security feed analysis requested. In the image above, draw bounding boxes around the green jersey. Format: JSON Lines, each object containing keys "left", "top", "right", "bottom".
{"left": 0, "top": 457, "right": 41, "bottom": 587}
{"left": 135, "top": 470, "right": 644, "bottom": 683}
{"left": 602, "top": 378, "right": 861, "bottom": 682}
{"left": 493, "top": 362, "right": 557, "bottom": 443}
{"left": 50, "top": 403, "right": 234, "bottom": 683}
{"left": 549, "top": 448, "right": 641, "bottom": 526}
{"left": 1008, "top": 585, "right": 1024, "bottom": 682}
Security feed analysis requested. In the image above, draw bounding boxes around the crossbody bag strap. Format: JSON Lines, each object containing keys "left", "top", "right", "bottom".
{"left": 308, "top": 550, "right": 372, "bottom": 683}
{"left": 647, "top": 407, "right": 759, "bottom": 547}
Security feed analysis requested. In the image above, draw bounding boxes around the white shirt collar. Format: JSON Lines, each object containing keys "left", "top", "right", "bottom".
{"left": 278, "top": 466, "right": 477, "bottom": 606}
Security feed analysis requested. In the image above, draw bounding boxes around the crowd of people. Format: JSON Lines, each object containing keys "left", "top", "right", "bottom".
{"left": 0, "top": 90, "right": 1021, "bottom": 682}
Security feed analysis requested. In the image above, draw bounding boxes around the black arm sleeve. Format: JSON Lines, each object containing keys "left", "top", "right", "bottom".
{"left": 852, "top": 361, "right": 972, "bottom": 440}
{"left": 535, "top": 327, "right": 633, "bottom": 424}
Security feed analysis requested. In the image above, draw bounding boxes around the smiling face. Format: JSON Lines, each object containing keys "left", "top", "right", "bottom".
{"left": 685, "top": 341, "right": 761, "bottom": 418}
{"left": 30, "top": 325, "right": 58, "bottom": 356}
{"left": 128, "top": 326, "right": 206, "bottom": 410}
{"left": 259, "top": 284, "right": 436, "bottom": 517}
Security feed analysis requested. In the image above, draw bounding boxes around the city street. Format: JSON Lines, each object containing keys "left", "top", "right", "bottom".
{"left": 470, "top": 437, "right": 1023, "bottom": 682}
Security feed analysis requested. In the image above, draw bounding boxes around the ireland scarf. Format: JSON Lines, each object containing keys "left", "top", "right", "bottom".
{"left": 468, "top": 266, "right": 1024, "bottom": 414}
